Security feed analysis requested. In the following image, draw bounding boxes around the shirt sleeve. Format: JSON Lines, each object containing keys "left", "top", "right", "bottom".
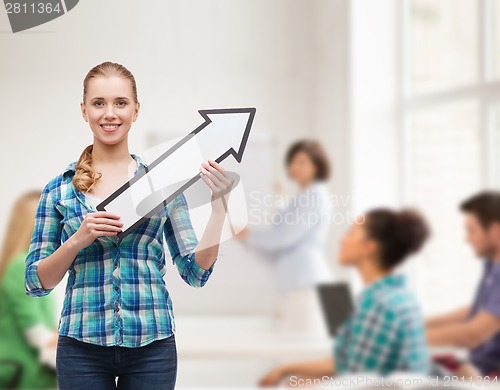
{"left": 480, "top": 276, "right": 500, "bottom": 318}
{"left": 25, "top": 181, "right": 63, "bottom": 297}
{"left": 337, "top": 302, "right": 401, "bottom": 374}
{"left": 3, "top": 257, "right": 57, "bottom": 369}
{"left": 164, "top": 192, "right": 215, "bottom": 288}
{"left": 4, "top": 256, "right": 53, "bottom": 328}
{"left": 244, "top": 188, "right": 328, "bottom": 253}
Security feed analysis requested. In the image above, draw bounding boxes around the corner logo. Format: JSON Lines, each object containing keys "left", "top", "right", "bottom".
{"left": 3, "top": 0, "right": 79, "bottom": 33}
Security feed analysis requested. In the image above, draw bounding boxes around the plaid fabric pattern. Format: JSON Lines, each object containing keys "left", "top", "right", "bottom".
{"left": 25, "top": 154, "right": 215, "bottom": 347}
{"left": 334, "top": 274, "right": 430, "bottom": 376}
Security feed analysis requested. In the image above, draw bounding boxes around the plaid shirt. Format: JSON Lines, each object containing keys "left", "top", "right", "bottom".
{"left": 334, "top": 274, "right": 430, "bottom": 376}
{"left": 25, "top": 154, "right": 215, "bottom": 347}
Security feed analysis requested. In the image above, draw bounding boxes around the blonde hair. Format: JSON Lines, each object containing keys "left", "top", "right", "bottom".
{"left": 0, "top": 190, "right": 42, "bottom": 283}
{"left": 73, "top": 61, "right": 139, "bottom": 193}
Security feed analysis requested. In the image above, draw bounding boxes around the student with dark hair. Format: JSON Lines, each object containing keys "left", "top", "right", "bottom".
{"left": 259, "top": 208, "right": 431, "bottom": 385}
{"left": 284, "top": 139, "right": 331, "bottom": 182}
{"left": 237, "top": 139, "right": 334, "bottom": 335}
{"left": 427, "top": 191, "right": 500, "bottom": 378}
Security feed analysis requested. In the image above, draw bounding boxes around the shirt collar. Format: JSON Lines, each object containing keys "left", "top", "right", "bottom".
{"left": 63, "top": 153, "right": 147, "bottom": 176}
{"left": 485, "top": 258, "right": 500, "bottom": 276}
{"left": 364, "top": 273, "right": 406, "bottom": 295}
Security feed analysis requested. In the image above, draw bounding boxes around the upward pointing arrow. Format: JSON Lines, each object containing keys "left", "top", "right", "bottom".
{"left": 196, "top": 108, "right": 255, "bottom": 164}
{"left": 97, "top": 107, "right": 256, "bottom": 238}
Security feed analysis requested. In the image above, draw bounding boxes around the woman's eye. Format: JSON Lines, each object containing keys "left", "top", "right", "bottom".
{"left": 92, "top": 101, "right": 126, "bottom": 107}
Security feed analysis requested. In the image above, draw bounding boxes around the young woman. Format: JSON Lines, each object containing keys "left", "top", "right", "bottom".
{"left": 0, "top": 190, "right": 57, "bottom": 389}
{"left": 24, "top": 61, "right": 234, "bottom": 389}
{"left": 236, "top": 140, "right": 333, "bottom": 335}
{"left": 259, "top": 208, "right": 431, "bottom": 386}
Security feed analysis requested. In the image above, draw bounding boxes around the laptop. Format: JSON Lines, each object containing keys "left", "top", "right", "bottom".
{"left": 316, "top": 282, "right": 355, "bottom": 337}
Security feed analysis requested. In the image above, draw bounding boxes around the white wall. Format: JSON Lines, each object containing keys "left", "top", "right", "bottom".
{"left": 347, "top": 0, "right": 401, "bottom": 292}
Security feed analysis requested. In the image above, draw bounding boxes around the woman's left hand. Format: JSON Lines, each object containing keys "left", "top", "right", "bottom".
{"left": 199, "top": 159, "right": 234, "bottom": 214}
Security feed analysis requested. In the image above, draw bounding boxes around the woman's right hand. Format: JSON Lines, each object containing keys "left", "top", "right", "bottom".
{"left": 69, "top": 211, "right": 123, "bottom": 250}
{"left": 234, "top": 226, "right": 250, "bottom": 240}
{"left": 258, "top": 366, "right": 286, "bottom": 387}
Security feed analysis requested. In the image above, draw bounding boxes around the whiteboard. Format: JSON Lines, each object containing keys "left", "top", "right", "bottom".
{"left": 145, "top": 130, "right": 279, "bottom": 316}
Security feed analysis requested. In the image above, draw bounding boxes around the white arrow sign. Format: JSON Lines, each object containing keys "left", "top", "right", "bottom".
{"left": 97, "top": 107, "right": 256, "bottom": 238}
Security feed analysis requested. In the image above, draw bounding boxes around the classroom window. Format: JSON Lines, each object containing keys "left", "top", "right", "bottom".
{"left": 401, "top": 0, "right": 499, "bottom": 314}
{"left": 409, "top": 0, "right": 479, "bottom": 95}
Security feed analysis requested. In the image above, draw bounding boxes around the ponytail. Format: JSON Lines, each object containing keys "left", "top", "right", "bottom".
{"left": 72, "top": 144, "right": 102, "bottom": 193}
{"left": 365, "top": 208, "right": 430, "bottom": 270}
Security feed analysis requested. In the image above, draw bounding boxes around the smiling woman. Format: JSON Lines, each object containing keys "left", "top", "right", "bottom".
{"left": 74, "top": 63, "right": 140, "bottom": 195}
{"left": 24, "top": 61, "right": 235, "bottom": 390}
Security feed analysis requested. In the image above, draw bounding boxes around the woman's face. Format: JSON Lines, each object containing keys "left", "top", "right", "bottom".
{"left": 287, "top": 151, "right": 317, "bottom": 185}
{"left": 80, "top": 75, "right": 139, "bottom": 146}
{"left": 338, "top": 219, "right": 377, "bottom": 267}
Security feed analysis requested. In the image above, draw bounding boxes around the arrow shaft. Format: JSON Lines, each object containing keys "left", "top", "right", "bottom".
{"left": 96, "top": 108, "right": 255, "bottom": 238}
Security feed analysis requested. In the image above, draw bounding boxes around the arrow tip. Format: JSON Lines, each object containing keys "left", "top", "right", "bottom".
{"left": 198, "top": 108, "right": 256, "bottom": 163}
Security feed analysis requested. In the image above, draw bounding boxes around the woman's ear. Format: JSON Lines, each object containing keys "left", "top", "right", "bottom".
{"left": 363, "top": 238, "right": 379, "bottom": 260}
{"left": 133, "top": 101, "right": 140, "bottom": 122}
{"left": 80, "top": 101, "right": 88, "bottom": 122}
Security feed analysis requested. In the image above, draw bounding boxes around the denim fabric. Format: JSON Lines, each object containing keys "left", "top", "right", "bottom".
{"left": 56, "top": 333, "right": 177, "bottom": 390}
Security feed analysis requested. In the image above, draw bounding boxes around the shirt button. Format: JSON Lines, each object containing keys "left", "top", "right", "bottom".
{"left": 115, "top": 286, "right": 119, "bottom": 291}
{"left": 115, "top": 306, "right": 120, "bottom": 312}
{"left": 114, "top": 263, "right": 118, "bottom": 269}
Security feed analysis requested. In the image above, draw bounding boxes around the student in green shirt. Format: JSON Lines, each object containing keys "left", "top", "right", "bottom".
{"left": 0, "top": 190, "right": 58, "bottom": 389}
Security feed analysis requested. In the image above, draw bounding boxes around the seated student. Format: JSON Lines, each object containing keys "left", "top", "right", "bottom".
{"left": 259, "top": 208, "right": 431, "bottom": 386}
{"left": 0, "top": 190, "right": 58, "bottom": 389}
{"left": 426, "top": 191, "right": 500, "bottom": 378}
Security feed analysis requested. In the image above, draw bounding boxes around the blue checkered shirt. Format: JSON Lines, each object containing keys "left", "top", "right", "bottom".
{"left": 25, "top": 154, "right": 215, "bottom": 347}
{"left": 334, "top": 274, "right": 430, "bottom": 376}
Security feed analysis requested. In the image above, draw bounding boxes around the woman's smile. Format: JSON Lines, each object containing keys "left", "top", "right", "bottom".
{"left": 100, "top": 123, "right": 121, "bottom": 132}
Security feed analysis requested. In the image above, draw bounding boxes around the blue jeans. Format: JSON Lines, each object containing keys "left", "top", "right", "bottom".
{"left": 56, "top": 334, "right": 177, "bottom": 390}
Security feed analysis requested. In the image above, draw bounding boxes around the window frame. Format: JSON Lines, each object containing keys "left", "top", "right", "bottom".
{"left": 396, "top": 0, "right": 499, "bottom": 311}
